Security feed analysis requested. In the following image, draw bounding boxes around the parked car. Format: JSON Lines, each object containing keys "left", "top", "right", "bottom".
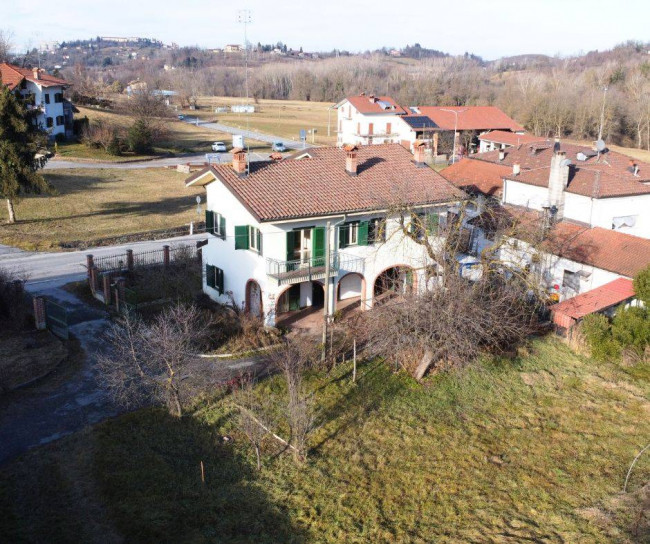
{"left": 272, "top": 142, "right": 287, "bottom": 152}
{"left": 211, "top": 141, "right": 227, "bottom": 152}
{"left": 178, "top": 114, "right": 185, "bottom": 120}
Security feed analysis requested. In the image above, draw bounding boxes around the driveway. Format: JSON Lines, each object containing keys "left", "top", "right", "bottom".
{"left": 182, "top": 117, "right": 313, "bottom": 151}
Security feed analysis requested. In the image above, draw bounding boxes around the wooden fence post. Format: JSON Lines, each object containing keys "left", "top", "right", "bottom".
{"left": 89, "top": 266, "right": 98, "bottom": 294}
{"left": 86, "top": 254, "right": 94, "bottom": 280}
{"left": 126, "top": 249, "right": 134, "bottom": 272}
{"left": 163, "top": 245, "right": 170, "bottom": 268}
{"left": 102, "top": 274, "right": 112, "bottom": 305}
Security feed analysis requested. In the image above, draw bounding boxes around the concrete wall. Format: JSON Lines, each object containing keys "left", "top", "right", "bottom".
{"left": 502, "top": 179, "right": 549, "bottom": 210}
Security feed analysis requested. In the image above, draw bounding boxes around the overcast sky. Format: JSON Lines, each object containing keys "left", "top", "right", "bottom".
{"left": 4, "top": 0, "right": 649, "bottom": 60}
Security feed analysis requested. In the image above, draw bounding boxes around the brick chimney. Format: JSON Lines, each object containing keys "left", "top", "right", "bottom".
{"left": 343, "top": 144, "right": 358, "bottom": 176}
{"left": 413, "top": 140, "right": 427, "bottom": 167}
{"left": 232, "top": 148, "right": 247, "bottom": 176}
{"left": 32, "top": 67, "right": 40, "bottom": 80}
{"left": 548, "top": 150, "right": 570, "bottom": 220}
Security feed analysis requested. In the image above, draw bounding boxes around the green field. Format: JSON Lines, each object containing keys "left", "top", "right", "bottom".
{"left": 0, "top": 168, "right": 203, "bottom": 250}
{"left": 1, "top": 337, "right": 647, "bottom": 543}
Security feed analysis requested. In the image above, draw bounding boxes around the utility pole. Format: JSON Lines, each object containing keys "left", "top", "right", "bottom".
{"left": 321, "top": 220, "right": 331, "bottom": 362}
{"left": 441, "top": 108, "right": 467, "bottom": 164}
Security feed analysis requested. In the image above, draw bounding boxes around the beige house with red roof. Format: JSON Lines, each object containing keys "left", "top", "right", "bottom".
{"left": 186, "top": 144, "right": 464, "bottom": 326}
{"left": 478, "top": 130, "right": 545, "bottom": 152}
{"left": 0, "top": 62, "right": 72, "bottom": 139}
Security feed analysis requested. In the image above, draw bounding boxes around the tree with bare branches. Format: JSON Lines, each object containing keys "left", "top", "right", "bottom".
{"left": 98, "top": 304, "right": 212, "bottom": 417}
{"left": 231, "top": 374, "right": 270, "bottom": 470}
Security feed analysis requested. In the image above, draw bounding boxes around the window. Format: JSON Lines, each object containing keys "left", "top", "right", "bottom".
{"left": 235, "top": 225, "right": 262, "bottom": 253}
{"left": 410, "top": 213, "right": 427, "bottom": 240}
{"left": 249, "top": 226, "right": 260, "bottom": 252}
{"left": 46, "top": 117, "right": 53, "bottom": 128}
{"left": 44, "top": 93, "right": 50, "bottom": 104}
{"left": 205, "top": 210, "right": 226, "bottom": 239}
{"left": 206, "top": 264, "right": 224, "bottom": 294}
{"left": 339, "top": 221, "right": 368, "bottom": 248}
{"left": 54, "top": 93, "right": 63, "bottom": 103}
{"left": 562, "top": 270, "right": 579, "bottom": 292}
{"left": 56, "top": 116, "right": 64, "bottom": 126}
{"left": 368, "top": 218, "right": 386, "bottom": 244}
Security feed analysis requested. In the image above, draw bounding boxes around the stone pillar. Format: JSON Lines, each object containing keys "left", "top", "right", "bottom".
{"left": 102, "top": 274, "right": 112, "bottom": 305}
{"left": 33, "top": 296, "right": 47, "bottom": 330}
{"left": 433, "top": 133, "right": 439, "bottom": 157}
{"left": 163, "top": 245, "right": 170, "bottom": 267}
{"left": 86, "top": 254, "right": 94, "bottom": 279}
{"left": 126, "top": 249, "right": 134, "bottom": 272}
{"left": 89, "top": 266, "right": 98, "bottom": 293}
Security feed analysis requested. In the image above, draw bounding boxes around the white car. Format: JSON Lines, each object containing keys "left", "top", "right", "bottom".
{"left": 211, "top": 141, "right": 227, "bottom": 152}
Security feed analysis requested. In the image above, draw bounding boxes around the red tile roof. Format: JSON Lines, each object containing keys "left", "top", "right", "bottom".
{"left": 440, "top": 158, "right": 512, "bottom": 197}
{"left": 550, "top": 278, "right": 635, "bottom": 320}
{"left": 511, "top": 166, "right": 650, "bottom": 198}
{"left": 186, "top": 144, "right": 465, "bottom": 222}
{"left": 342, "top": 94, "right": 407, "bottom": 115}
{"left": 478, "top": 130, "right": 546, "bottom": 146}
{"left": 505, "top": 206, "right": 650, "bottom": 278}
{"left": 0, "top": 62, "right": 69, "bottom": 91}
{"left": 416, "top": 106, "right": 524, "bottom": 132}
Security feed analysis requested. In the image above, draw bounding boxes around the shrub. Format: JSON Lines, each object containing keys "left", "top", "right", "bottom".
{"left": 581, "top": 313, "right": 620, "bottom": 361}
{"left": 611, "top": 307, "right": 650, "bottom": 357}
{"left": 633, "top": 265, "right": 650, "bottom": 306}
{"left": 127, "top": 119, "right": 153, "bottom": 154}
{"left": 106, "top": 136, "right": 122, "bottom": 156}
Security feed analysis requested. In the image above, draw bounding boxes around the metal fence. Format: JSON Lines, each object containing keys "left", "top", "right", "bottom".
{"left": 93, "top": 244, "right": 198, "bottom": 274}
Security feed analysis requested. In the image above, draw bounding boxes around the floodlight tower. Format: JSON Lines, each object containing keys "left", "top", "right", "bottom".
{"left": 237, "top": 9, "right": 252, "bottom": 106}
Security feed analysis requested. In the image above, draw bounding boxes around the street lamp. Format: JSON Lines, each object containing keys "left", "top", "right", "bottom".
{"left": 440, "top": 108, "right": 467, "bottom": 164}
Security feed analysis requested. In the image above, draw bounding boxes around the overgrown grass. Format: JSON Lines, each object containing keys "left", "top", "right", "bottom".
{"left": 0, "top": 168, "right": 203, "bottom": 250}
{"left": 0, "top": 337, "right": 648, "bottom": 542}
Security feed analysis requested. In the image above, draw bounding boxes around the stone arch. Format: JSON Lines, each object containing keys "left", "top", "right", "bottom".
{"left": 372, "top": 265, "right": 416, "bottom": 304}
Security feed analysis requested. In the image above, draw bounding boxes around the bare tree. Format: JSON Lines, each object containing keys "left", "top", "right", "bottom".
{"left": 0, "top": 29, "right": 12, "bottom": 63}
{"left": 98, "top": 304, "right": 212, "bottom": 417}
{"left": 269, "top": 337, "right": 319, "bottom": 462}
{"left": 121, "top": 90, "right": 171, "bottom": 145}
{"left": 232, "top": 374, "right": 269, "bottom": 470}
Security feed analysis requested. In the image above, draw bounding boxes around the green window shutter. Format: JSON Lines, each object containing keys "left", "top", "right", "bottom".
{"left": 257, "top": 230, "right": 262, "bottom": 256}
{"left": 206, "top": 264, "right": 216, "bottom": 288}
{"left": 338, "top": 224, "right": 348, "bottom": 249}
{"left": 312, "top": 227, "right": 325, "bottom": 266}
{"left": 427, "top": 213, "right": 440, "bottom": 235}
{"left": 235, "top": 225, "right": 249, "bottom": 250}
{"left": 286, "top": 230, "right": 296, "bottom": 262}
{"left": 219, "top": 215, "right": 226, "bottom": 240}
{"left": 205, "top": 209, "right": 214, "bottom": 235}
{"left": 358, "top": 221, "right": 369, "bottom": 246}
{"left": 216, "top": 267, "right": 224, "bottom": 294}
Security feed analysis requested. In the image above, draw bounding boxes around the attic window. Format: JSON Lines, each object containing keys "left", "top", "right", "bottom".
{"left": 612, "top": 215, "right": 637, "bottom": 230}
{"left": 377, "top": 100, "right": 393, "bottom": 110}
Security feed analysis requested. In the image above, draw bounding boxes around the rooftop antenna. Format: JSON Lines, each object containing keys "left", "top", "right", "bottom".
{"left": 237, "top": 8, "right": 252, "bottom": 173}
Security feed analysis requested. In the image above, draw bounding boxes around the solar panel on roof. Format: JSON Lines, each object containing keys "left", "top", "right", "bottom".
{"left": 402, "top": 115, "right": 438, "bottom": 129}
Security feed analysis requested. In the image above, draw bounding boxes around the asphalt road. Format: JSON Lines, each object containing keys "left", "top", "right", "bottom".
{"left": 0, "top": 233, "right": 208, "bottom": 287}
{"left": 182, "top": 117, "right": 313, "bottom": 150}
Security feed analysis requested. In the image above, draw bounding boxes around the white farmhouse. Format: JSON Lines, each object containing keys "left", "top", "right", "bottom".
{"left": 0, "top": 63, "right": 72, "bottom": 140}
{"left": 186, "top": 144, "right": 464, "bottom": 326}
{"left": 335, "top": 94, "right": 407, "bottom": 147}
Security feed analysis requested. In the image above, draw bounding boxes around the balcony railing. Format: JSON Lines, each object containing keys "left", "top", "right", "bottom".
{"left": 266, "top": 252, "right": 364, "bottom": 285}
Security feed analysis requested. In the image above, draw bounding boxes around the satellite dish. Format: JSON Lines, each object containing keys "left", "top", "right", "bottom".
{"left": 596, "top": 139, "right": 606, "bottom": 152}
{"left": 196, "top": 196, "right": 201, "bottom": 204}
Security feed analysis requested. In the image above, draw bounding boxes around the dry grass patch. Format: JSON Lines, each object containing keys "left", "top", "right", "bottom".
{"left": 0, "top": 168, "right": 203, "bottom": 250}
{"left": 188, "top": 96, "right": 337, "bottom": 145}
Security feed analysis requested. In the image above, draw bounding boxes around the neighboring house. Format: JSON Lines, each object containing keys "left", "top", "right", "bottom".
{"left": 335, "top": 94, "right": 407, "bottom": 147}
{"left": 336, "top": 94, "right": 526, "bottom": 157}
{"left": 125, "top": 79, "right": 148, "bottom": 96}
{"left": 478, "top": 130, "right": 545, "bottom": 152}
{"left": 0, "top": 62, "right": 72, "bottom": 139}
{"left": 186, "top": 144, "right": 464, "bottom": 326}
{"left": 550, "top": 278, "right": 636, "bottom": 332}
{"left": 443, "top": 143, "right": 650, "bottom": 239}
{"left": 224, "top": 44, "right": 242, "bottom": 53}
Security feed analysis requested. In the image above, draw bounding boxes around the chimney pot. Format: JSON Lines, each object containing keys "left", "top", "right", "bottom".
{"left": 512, "top": 163, "right": 520, "bottom": 176}
{"left": 498, "top": 150, "right": 505, "bottom": 161}
{"left": 32, "top": 67, "right": 40, "bottom": 80}
{"left": 413, "top": 141, "right": 427, "bottom": 166}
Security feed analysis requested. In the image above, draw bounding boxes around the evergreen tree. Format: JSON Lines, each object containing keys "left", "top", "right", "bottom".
{"left": 0, "top": 83, "right": 49, "bottom": 223}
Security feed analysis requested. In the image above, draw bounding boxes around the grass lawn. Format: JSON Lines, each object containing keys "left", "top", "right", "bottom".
{"left": 0, "top": 168, "right": 203, "bottom": 250}
{"left": 186, "top": 96, "right": 337, "bottom": 146}
{"left": 0, "top": 337, "right": 648, "bottom": 543}
{"left": 55, "top": 106, "right": 272, "bottom": 162}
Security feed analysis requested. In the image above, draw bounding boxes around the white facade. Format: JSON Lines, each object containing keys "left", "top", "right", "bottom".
{"left": 15, "top": 79, "right": 67, "bottom": 138}
{"left": 502, "top": 177, "right": 650, "bottom": 239}
{"left": 201, "top": 176, "right": 451, "bottom": 326}
{"left": 336, "top": 99, "right": 404, "bottom": 147}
